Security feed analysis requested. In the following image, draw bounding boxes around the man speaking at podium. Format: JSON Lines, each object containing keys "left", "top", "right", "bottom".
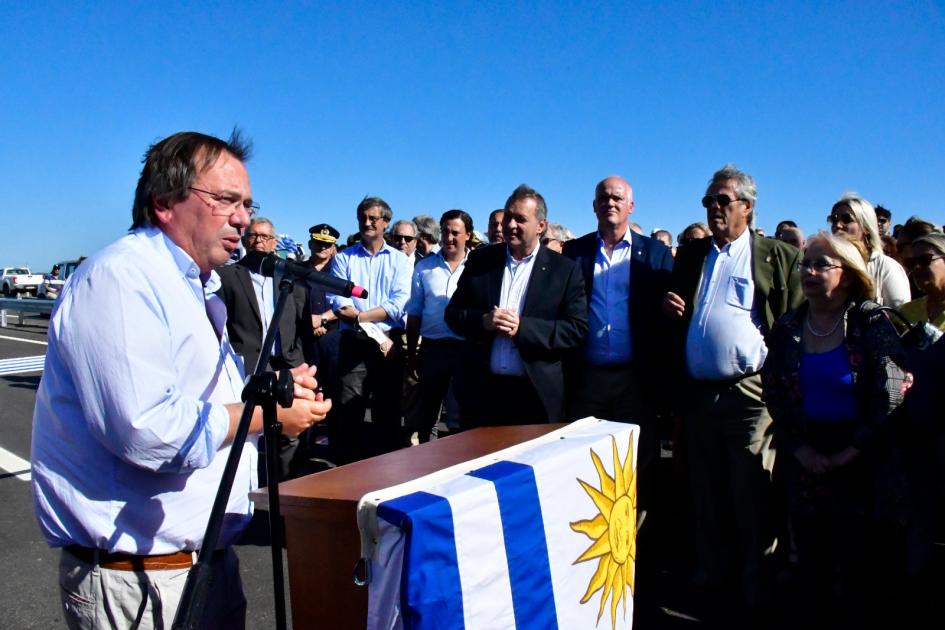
{"left": 30, "top": 131, "right": 331, "bottom": 629}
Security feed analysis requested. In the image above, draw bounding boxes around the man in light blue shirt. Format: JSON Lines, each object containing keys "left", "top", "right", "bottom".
{"left": 329, "top": 196, "right": 412, "bottom": 462}
{"left": 562, "top": 175, "right": 674, "bottom": 525}
{"left": 30, "top": 131, "right": 331, "bottom": 629}
{"left": 406, "top": 209, "right": 472, "bottom": 442}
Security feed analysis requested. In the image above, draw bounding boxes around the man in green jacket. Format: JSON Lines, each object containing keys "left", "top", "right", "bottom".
{"left": 663, "top": 164, "right": 802, "bottom": 613}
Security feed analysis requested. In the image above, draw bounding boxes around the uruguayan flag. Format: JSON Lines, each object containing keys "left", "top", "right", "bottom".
{"left": 357, "top": 418, "right": 639, "bottom": 630}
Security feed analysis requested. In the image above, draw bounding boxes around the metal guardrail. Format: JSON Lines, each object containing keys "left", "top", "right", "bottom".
{"left": 0, "top": 297, "right": 54, "bottom": 327}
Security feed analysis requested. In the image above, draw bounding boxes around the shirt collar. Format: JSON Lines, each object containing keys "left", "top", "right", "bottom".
{"left": 354, "top": 241, "right": 395, "bottom": 257}
{"left": 157, "top": 228, "right": 204, "bottom": 283}
{"left": 436, "top": 249, "right": 469, "bottom": 267}
{"left": 596, "top": 228, "right": 634, "bottom": 249}
{"left": 506, "top": 241, "right": 541, "bottom": 265}
{"left": 714, "top": 226, "right": 751, "bottom": 256}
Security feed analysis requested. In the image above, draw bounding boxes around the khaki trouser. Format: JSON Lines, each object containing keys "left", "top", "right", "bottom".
{"left": 59, "top": 547, "right": 245, "bottom": 630}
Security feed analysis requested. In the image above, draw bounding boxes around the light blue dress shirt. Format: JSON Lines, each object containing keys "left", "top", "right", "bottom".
{"left": 685, "top": 228, "right": 767, "bottom": 380}
{"left": 490, "top": 244, "right": 540, "bottom": 376}
{"left": 31, "top": 227, "right": 255, "bottom": 553}
{"left": 405, "top": 251, "right": 467, "bottom": 340}
{"left": 329, "top": 242, "right": 412, "bottom": 332}
{"left": 585, "top": 231, "right": 633, "bottom": 365}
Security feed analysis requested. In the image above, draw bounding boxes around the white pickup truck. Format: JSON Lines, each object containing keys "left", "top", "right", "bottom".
{"left": 1, "top": 267, "right": 44, "bottom": 297}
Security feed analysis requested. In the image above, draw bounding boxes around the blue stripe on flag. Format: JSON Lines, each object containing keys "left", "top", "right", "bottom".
{"left": 469, "top": 461, "right": 558, "bottom": 630}
{"left": 377, "top": 491, "right": 465, "bottom": 630}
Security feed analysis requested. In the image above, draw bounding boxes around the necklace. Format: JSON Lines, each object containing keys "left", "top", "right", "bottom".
{"left": 806, "top": 311, "right": 844, "bottom": 337}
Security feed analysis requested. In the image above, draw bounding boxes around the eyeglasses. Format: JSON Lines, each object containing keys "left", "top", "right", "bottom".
{"left": 541, "top": 237, "right": 562, "bottom": 246}
{"left": 701, "top": 194, "right": 742, "bottom": 209}
{"left": 902, "top": 254, "right": 944, "bottom": 269}
{"left": 797, "top": 259, "right": 842, "bottom": 273}
{"left": 189, "top": 187, "right": 259, "bottom": 217}
{"left": 245, "top": 233, "right": 275, "bottom": 243}
{"left": 391, "top": 234, "right": 416, "bottom": 243}
{"left": 827, "top": 212, "right": 857, "bottom": 225}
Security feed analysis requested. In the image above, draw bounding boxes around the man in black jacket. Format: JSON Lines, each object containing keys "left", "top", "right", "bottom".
{"left": 445, "top": 184, "right": 587, "bottom": 426}
{"left": 216, "top": 216, "right": 314, "bottom": 480}
{"left": 562, "top": 175, "right": 673, "bottom": 519}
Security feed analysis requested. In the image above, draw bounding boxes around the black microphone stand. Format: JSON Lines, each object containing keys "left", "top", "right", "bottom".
{"left": 173, "top": 272, "right": 300, "bottom": 630}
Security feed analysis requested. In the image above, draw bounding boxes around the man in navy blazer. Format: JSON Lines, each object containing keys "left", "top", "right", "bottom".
{"left": 445, "top": 185, "right": 588, "bottom": 427}
{"left": 562, "top": 176, "right": 673, "bottom": 517}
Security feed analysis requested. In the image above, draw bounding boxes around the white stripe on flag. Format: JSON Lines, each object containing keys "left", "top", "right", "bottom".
{"left": 441, "top": 475, "right": 517, "bottom": 630}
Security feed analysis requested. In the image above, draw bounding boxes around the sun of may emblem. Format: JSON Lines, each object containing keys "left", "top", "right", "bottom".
{"left": 569, "top": 435, "right": 636, "bottom": 628}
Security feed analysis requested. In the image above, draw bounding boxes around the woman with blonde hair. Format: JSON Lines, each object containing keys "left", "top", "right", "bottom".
{"left": 828, "top": 193, "right": 911, "bottom": 306}
{"left": 762, "top": 232, "right": 909, "bottom": 624}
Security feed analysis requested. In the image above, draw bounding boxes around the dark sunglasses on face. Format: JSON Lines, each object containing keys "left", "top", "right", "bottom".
{"left": 827, "top": 212, "right": 857, "bottom": 225}
{"left": 392, "top": 234, "right": 416, "bottom": 243}
{"left": 701, "top": 194, "right": 741, "bottom": 209}
{"left": 902, "top": 254, "right": 944, "bottom": 269}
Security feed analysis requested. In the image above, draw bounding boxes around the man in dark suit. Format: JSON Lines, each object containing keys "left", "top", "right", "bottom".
{"left": 216, "top": 216, "right": 314, "bottom": 479}
{"left": 663, "top": 164, "right": 802, "bottom": 610}
{"left": 445, "top": 184, "right": 587, "bottom": 426}
{"left": 562, "top": 175, "right": 673, "bottom": 519}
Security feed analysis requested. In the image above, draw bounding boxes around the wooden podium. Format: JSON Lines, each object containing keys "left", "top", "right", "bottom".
{"left": 253, "top": 424, "right": 564, "bottom": 629}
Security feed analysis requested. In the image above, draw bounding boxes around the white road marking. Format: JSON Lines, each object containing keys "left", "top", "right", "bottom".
{"left": 0, "top": 334, "right": 48, "bottom": 346}
{"left": 0, "top": 445, "right": 31, "bottom": 482}
{"left": 0, "top": 355, "right": 45, "bottom": 375}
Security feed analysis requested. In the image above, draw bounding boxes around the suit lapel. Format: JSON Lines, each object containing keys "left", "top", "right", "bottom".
{"left": 579, "top": 236, "right": 595, "bottom": 299}
{"left": 521, "top": 247, "right": 549, "bottom": 315}
{"left": 236, "top": 263, "right": 263, "bottom": 325}
{"left": 486, "top": 245, "right": 505, "bottom": 308}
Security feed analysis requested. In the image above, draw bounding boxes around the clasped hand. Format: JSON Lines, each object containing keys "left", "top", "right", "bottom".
{"left": 483, "top": 307, "right": 519, "bottom": 338}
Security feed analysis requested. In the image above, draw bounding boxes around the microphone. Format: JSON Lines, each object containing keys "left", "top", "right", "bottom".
{"left": 243, "top": 252, "right": 368, "bottom": 299}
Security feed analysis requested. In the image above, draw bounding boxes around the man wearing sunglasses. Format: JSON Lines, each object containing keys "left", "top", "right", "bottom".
{"left": 663, "top": 164, "right": 802, "bottom": 612}
{"left": 389, "top": 219, "right": 421, "bottom": 264}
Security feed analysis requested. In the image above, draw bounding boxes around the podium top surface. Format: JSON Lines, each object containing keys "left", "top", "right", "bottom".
{"left": 254, "top": 424, "right": 565, "bottom": 517}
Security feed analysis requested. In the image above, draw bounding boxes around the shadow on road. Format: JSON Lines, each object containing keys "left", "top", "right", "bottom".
{"left": 2, "top": 374, "right": 41, "bottom": 390}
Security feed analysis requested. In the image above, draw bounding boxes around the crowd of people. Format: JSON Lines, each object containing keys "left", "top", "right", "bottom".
{"left": 29, "top": 129, "right": 944, "bottom": 628}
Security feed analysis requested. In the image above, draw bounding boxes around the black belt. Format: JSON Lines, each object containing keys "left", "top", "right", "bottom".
{"left": 422, "top": 337, "right": 463, "bottom": 347}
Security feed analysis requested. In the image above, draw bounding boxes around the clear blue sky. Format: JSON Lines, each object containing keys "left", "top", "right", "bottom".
{"left": 3, "top": 1, "right": 943, "bottom": 271}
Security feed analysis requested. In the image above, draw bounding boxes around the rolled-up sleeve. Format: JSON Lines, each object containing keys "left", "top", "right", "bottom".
{"left": 380, "top": 254, "right": 411, "bottom": 322}
{"left": 328, "top": 252, "right": 353, "bottom": 311}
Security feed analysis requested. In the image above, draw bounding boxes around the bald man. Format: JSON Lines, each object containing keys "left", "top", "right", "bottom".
{"left": 562, "top": 175, "right": 674, "bottom": 521}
